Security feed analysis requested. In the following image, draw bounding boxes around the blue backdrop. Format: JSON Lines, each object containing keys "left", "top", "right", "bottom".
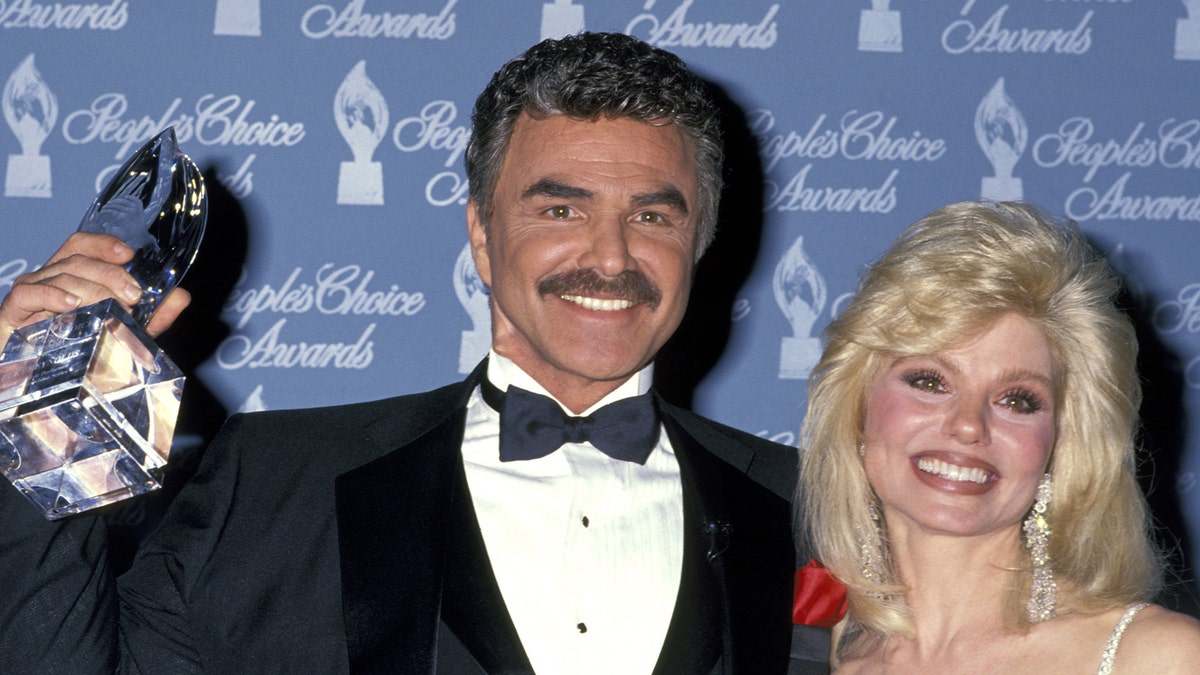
{"left": 3, "top": 0, "right": 1199, "bottom": 613}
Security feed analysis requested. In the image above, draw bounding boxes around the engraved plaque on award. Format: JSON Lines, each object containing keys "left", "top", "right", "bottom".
{"left": 0, "top": 127, "right": 206, "bottom": 519}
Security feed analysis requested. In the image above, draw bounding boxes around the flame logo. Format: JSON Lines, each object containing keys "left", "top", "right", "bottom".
{"left": 774, "top": 235, "right": 826, "bottom": 338}
{"left": 239, "top": 384, "right": 267, "bottom": 413}
{"left": 454, "top": 241, "right": 491, "bottom": 373}
{"left": 4, "top": 54, "right": 58, "bottom": 198}
{"left": 774, "top": 235, "right": 826, "bottom": 380}
{"left": 975, "top": 78, "right": 1026, "bottom": 180}
{"left": 335, "top": 61, "right": 388, "bottom": 163}
{"left": 3, "top": 54, "right": 57, "bottom": 156}
{"left": 975, "top": 78, "right": 1027, "bottom": 200}
{"left": 335, "top": 60, "right": 388, "bottom": 205}
{"left": 454, "top": 241, "right": 489, "bottom": 319}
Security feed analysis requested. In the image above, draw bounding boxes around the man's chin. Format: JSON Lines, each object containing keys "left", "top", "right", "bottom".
{"left": 524, "top": 352, "right": 648, "bottom": 385}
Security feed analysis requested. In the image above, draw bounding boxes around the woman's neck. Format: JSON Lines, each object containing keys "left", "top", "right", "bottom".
{"left": 886, "top": 522, "right": 1025, "bottom": 654}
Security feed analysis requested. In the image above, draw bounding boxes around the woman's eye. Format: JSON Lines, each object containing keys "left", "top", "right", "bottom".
{"left": 903, "top": 370, "right": 945, "bottom": 393}
{"left": 913, "top": 378, "right": 940, "bottom": 393}
{"left": 1000, "top": 391, "right": 1043, "bottom": 414}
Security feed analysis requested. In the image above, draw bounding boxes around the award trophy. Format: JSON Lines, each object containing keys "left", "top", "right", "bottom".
{"left": 454, "top": 242, "right": 490, "bottom": 374}
{"left": 774, "top": 235, "right": 826, "bottom": 380}
{"left": 0, "top": 127, "right": 206, "bottom": 519}
{"left": 975, "top": 78, "right": 1027, "bottom": 202}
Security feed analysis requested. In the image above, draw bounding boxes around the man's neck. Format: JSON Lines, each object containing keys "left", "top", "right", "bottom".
{"left": 486, "top": 351, "right": 652, "bottom": 415}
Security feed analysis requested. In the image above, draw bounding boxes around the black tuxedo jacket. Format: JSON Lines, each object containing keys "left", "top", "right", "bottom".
{"left": 0, "top": 365, "right": 829, "bottom": 673}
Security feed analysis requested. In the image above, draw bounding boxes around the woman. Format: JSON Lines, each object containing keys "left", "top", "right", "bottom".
{"left": 800, "top": 201, "right": 1200, "bottom": 671}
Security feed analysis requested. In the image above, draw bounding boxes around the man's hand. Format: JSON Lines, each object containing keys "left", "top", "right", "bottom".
{"left": 0, "top": 232, "right": 190, "bottom": 346}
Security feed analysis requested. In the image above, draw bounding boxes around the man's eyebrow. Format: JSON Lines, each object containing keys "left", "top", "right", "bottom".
{"left": 521, "top": 178, "right": 594, "bottom": 201}
{"left": 632, "top": 187, "right": 689, "bottom": 215}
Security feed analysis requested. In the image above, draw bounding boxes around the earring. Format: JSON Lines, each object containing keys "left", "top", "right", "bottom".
{"left": 1023, "top": 473, "right": 1057, "bottom": 622}
{"left": 859, "top": 499, "right": 887, "bottom": 586}
{"left": 858, "top": 442, "right": 866, "bottom": 458}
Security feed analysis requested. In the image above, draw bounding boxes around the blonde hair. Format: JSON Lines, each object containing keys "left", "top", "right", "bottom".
{"left": 799, "top": 201, "right": 1161, "bottom": 657}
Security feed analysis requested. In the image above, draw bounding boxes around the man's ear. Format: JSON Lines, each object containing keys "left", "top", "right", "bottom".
{"left": 466, "top": 199, "right": 492, "bottom": 286}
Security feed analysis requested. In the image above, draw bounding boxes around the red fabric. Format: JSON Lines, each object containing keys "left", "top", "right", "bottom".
{"left": 792, "top": 559, "right": 848, "bottom": 628}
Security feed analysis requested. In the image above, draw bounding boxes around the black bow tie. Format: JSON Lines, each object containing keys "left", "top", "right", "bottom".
{"left": 479, "top": 379, "right": 659, "bottom": 464}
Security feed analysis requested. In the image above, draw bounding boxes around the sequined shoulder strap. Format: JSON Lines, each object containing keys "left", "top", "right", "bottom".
{"left": 1096, "top": 603, "right": 1149, "bottom": 675}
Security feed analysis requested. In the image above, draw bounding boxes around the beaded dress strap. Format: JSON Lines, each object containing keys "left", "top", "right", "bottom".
{"left": 1096, "top": 603, "right": 1149, "bottom": 675}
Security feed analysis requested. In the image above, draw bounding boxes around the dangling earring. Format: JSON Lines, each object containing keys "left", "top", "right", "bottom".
{"left": 857, "top": 442, "right": 887, "bottom": 587}
{"left": 1023, "top": 473, "right": 1057, "bottom": 622}
{"left": 859, "top": 499, "right": 887, "bottom": 586}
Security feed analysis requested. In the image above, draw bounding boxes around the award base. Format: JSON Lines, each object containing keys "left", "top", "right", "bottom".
{"left": 981, "top": 176, "right": 1023, "bottom": 201}
{"left": 779, "top": 336, "right": 821, "bottom": 380}
{"left": 541, "top": 2, "right": 584, "bottom": 40}
{"left": 214, "top": 0, "right": 261, "bottom": 36}
{"left": 5, "top": 154, "right": 51, "bottom": 198}
{"left": 858, "top": 10, "right": 902, "bottom": 53}
{"left": 0, "top": 299, "right": 183, "bottom": 519}
{"left": 337, "top": 161, "right": 384, "bottom": 205}
{"left": 1176, "top": 20, "right": 1200, "bottom": 61}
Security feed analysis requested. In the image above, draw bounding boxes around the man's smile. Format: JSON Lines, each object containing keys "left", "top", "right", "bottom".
{"left": 559, "top": 294, "right": 637, "bottom": 311}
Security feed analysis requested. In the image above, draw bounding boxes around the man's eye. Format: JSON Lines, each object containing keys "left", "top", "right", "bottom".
{"left": 546, "top": 205, "right": 573, "bottom": 219}
{"left": 637, "top": 211, "right": 664, "bottom": 225}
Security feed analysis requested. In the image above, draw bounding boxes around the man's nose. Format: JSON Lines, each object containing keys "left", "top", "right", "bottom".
{"left": 579, "top": 216, "right": 634, "bottom": 277}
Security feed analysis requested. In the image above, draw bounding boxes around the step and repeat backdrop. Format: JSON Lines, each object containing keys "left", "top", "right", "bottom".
{"left": 3, "top": 1, "right": 1200, "bottom": 609}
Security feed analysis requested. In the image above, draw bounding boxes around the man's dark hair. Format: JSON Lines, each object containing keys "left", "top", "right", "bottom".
{"left": 466, "top": 32, "right": 724, "bottom": 255}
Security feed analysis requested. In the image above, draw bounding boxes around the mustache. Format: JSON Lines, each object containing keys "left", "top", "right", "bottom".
{"left": 538, "top": 269, "right": 662, "bottom": 309}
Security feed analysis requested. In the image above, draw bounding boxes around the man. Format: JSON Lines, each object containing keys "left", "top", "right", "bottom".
{"left": 0, "top": 33, "right": 827, "bottom": 673}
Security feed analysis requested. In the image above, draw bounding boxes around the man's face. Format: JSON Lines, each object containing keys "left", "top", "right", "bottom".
{"left": 468, "top": 113, "right": 700, "bottom": 411}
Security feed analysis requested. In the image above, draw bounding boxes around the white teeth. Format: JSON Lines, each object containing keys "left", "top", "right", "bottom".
{"left": 917, "top": 457, "right": 990, "bottom": 485}
{"left": 561, "top": 294, "right": 634, "bottom": 311}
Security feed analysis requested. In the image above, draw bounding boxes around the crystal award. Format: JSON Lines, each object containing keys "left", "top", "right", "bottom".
{"left": 0, "top": 127, "right": 206, "bottom": 519}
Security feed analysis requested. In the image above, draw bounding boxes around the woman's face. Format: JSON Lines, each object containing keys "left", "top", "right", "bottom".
{"left": 862, "top": 313, "right": 1058, "bottom": 540}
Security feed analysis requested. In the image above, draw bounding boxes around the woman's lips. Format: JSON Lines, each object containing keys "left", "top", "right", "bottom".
{"left": 910, "top": 452, "right": 998, "bottom": 495}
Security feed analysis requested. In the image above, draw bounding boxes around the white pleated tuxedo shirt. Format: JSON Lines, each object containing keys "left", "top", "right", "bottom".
{"left": 461, "top": 352, "right": 684, "bottom": 675}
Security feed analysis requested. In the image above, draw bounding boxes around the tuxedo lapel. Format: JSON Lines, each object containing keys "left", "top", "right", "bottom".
{"left": 653, "top": 413, "right": 727, "bottom": 675}
{"left": 438, "top": 460, "right": 534, "bottom": 673}
{"left": 657, "top": 409, "right": 796, "bottom": 675}
{"left": 336, "top": 407, "right": 466, "bottom": 674}
{"left": 335, "top": 360, "right": 534, "bottom": 674}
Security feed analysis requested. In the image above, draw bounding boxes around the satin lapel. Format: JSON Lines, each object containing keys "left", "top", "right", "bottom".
{"left": 336, "top": 407, "right": 466, "bottom": 674}
{"left": 438, "top": 460, "right": 534, "bottom": 674}
{"left": 656, "top": 409, "right": 796, "bottom": 675}
{"left": 653, "top": 413, "right": 728, "bottom": 675}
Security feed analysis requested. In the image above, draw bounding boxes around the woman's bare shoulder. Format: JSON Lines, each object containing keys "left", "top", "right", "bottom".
{"left": 1111, "top": 604, "right": 1200, "bottom": 673}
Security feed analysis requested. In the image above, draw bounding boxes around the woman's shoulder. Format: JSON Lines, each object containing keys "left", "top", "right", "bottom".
{"left": 830, "top": 606, "right": 1200, "bottom": 673}
{"left": 1109, "top": 603, "right": 1200, "bottom": 673}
